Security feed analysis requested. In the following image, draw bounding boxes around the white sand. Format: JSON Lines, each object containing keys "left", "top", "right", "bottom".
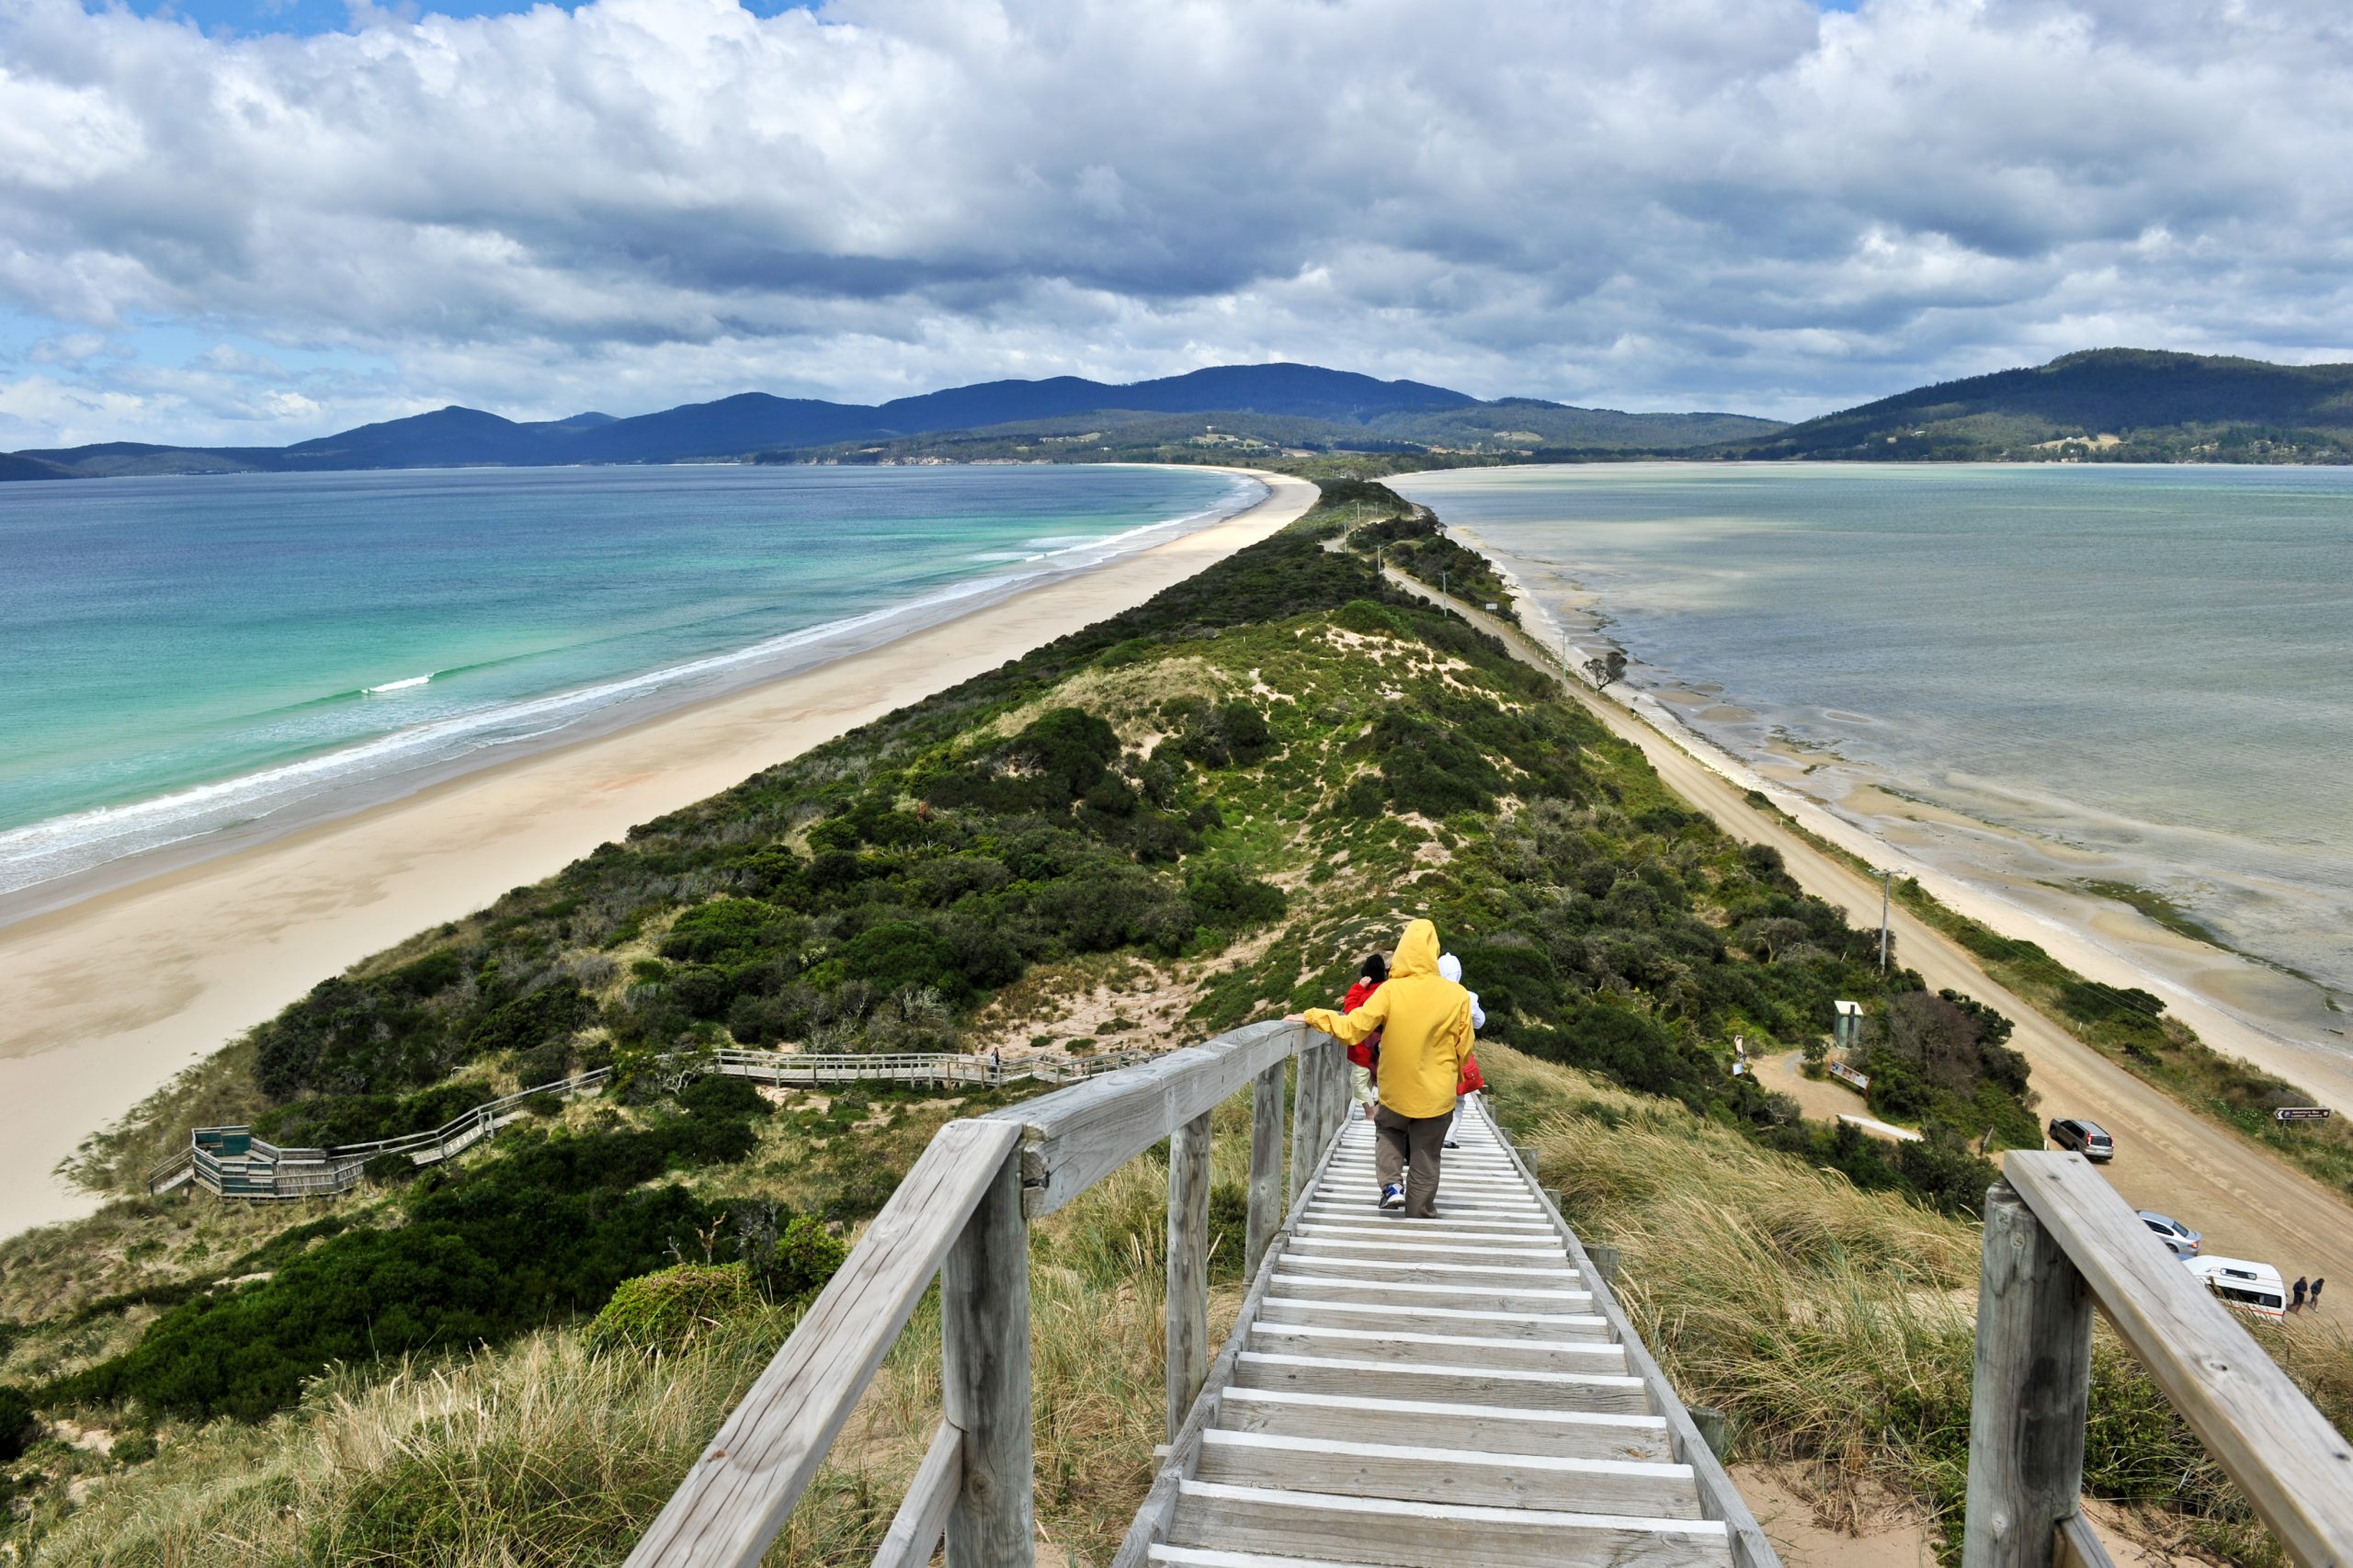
{"left": 0, "top": 471, "right": 1317, "bottom": 1242}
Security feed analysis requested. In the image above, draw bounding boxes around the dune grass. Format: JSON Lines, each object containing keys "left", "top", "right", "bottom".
{"left": 1484, "top": 1042, "right": 2353, "bottom": 1563}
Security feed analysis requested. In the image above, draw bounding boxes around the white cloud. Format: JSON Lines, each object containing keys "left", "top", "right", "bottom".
{"left": 1, "top": 0, "right": 2349, "bottom": 445}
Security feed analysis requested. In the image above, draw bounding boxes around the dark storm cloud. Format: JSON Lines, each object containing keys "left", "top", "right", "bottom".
{"left": 2, "top": 0, "right": 2349, "bottom": 445}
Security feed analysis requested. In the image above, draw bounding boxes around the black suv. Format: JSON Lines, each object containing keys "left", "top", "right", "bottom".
{"left": 2048, "top": 1118, "right": 2115, "bottom": 1163}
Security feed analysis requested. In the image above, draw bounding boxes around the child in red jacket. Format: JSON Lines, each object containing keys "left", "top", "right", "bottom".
{"left": 1338, "top": 953, "right": 1387, "bottom": 1123}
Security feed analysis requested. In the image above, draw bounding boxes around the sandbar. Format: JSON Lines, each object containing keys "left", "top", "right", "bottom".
{"left": 0, "top": 470, "right": 1316, "bottom": 1242}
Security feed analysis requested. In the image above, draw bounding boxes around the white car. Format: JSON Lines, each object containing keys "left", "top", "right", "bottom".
{"left": 2137, "top": 1210, "right": 2201, "bottom": 1256}
{"left": 2182, "top": 1256, "right": 2286, "bottom": 1320}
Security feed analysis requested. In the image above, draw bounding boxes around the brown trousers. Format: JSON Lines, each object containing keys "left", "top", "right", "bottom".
{"left": 1373, "top": 1104, "right": 1449, "bottom": 1218}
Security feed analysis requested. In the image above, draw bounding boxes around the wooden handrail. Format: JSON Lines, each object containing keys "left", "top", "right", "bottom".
{"left": 1964, "top": 1152, "right": 2353, "bottom": 1567}
{"left": 627, "top": 1118, "right": 1025, "bottom": 1564}
{"left": 985, "top": 1019, "right": 1308, "bottom": 1216}
{"left": 627, "top": 1018, "right": 1338, "bottom": 1568}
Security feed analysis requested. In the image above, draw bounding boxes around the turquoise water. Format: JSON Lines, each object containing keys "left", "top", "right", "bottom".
{"left": 0, "top": 463, "right": 1258, "bottom": 895}
{"left": 1393, "top": 463, "right": 2353, "bottom": 1047}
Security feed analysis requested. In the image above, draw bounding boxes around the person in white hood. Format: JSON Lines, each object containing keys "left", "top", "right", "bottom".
{"left": 1438, "top": 953, "right": 1483, "bottom": 1149}
{"left": 1438, "top": 953, "right": 1484, "bottom": 1028}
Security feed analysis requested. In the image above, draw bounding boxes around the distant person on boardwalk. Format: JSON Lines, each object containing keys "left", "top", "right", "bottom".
{"left": 2313, "top": 1277, "right": 2326, "bottom": 1310}
{"left": 1437, "top": 952, "right": 1486, "bottom": 1150}
{"left": 990, "top": 1047, "right": 1002, "bottom": 1085}
{"left": 2294, "top": 1276, "right": 2309, "bottom": 1312}
{"left": 1292, "top": 918, "right": 1473, "bottom": 1217}
{"left": 1338, "top": 954, "right": 1388, "bottom": 1127}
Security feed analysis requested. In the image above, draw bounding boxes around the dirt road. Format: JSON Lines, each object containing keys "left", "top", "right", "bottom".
{"left": 1389, "top": 569, "right": 2353, "bottom": 1298}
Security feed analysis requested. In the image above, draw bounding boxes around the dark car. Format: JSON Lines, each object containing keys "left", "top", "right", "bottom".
{"left": 2048, "top": 1118, "right": 2115, "bottom": 1162}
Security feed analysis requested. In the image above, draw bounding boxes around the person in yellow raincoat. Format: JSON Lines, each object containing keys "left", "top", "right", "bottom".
{"left": 1292, "top": 918, "right": 1473, "bottom": 1216}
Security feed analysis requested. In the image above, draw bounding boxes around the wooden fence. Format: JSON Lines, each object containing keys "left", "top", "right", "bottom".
{"left": 1962, "top": 1151, "right": 2353, "bottom": 1567}
{"left": 622, "top": 1018, "right": 1351, "bottom": 1567}
{"left": 149, "top": 1048, "right": 1159, "bottom": 1200}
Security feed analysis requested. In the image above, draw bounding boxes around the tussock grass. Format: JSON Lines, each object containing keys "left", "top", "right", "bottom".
{"left": 19, "top": 1091, "right": 1264, "bottom": 1565}
{"left": 1486, "top": 1042, "right": 2353, "bottom": 1562}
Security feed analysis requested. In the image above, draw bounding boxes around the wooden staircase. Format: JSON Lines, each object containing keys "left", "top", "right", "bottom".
{"left": 1128, "top": 1101, "right": 1763, "bottom": 1568}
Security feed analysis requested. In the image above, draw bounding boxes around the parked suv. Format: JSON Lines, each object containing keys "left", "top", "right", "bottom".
{"left": 2138, "top": 1210, "right": 2201, "bottom": 1256}
{"left": 2048, "top": 1118, "right": 2115, "bottom": 1162}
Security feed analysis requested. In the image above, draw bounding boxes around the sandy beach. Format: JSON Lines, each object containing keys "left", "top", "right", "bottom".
{"left": 0, "top": 470, "right": 1316, "bottom": 1242}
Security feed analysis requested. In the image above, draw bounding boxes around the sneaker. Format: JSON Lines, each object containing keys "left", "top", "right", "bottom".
{"left": 1443, "top": 1139, "right": 1461, "bottom": 1150}
{"left": 1379, "top": 1183, "right": 1405, "bottom": 1210}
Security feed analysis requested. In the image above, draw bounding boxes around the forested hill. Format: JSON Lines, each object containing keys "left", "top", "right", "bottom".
{"left": 1722, "top": 348, "right": 2353, "bottom": 462}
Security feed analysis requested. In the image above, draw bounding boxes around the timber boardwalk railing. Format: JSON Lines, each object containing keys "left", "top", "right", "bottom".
{"left": 1963, "top": 1152, "right": 2353, "bottom": 1568}
{"left": 624, "top": 1019, "right": 1775, "bottom": 1568}
{"left": 147, "top": 1047, "right": 1154, "bottom": 1200}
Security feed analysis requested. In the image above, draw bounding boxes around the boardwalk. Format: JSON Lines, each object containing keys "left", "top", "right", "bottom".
{"left": 1121, "top": 1098, "right": 1770, "bottom": 1568}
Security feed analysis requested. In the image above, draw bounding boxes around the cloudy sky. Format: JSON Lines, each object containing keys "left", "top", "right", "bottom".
{"left": 3, "top": 0, "right": 2349, "bottom": 449}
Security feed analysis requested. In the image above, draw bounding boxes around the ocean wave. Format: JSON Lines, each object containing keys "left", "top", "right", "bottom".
{"left": 364, "top": 673, "right": 434, "bottom": 694}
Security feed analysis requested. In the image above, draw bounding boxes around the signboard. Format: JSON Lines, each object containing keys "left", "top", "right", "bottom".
{"left": 1828, "top": 1061, "right": 1870, "bottom": 1094}
{"left": 2276, "top": 1107, "right": 2333, "bottom": 1122}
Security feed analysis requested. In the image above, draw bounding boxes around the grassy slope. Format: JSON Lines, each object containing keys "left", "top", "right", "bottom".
{"left": 5, "top": 482, "right": 2328, "bottom": 1562}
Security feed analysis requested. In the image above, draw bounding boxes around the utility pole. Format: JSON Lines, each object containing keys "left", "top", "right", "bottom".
{"left": 1879, "top": 869, "right": 1892, "bottom": 972}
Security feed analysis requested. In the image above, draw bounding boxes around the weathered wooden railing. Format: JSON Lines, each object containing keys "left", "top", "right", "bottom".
{"left": 150, "top": 1048, "right": 1157, "bottom": 1199}
{"left": 624, "top": 1018, "right": 1351, "bottom": 1567}
{"left": 1963, "top": 1151, "right": 2353, "bottom": 1568}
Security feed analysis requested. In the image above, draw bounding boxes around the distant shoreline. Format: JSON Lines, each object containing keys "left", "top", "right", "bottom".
{"left": 1408, "top": 473, "right": 2353, "bottom": 1116}
{"left": 0, "top": 469, "right": 1315, "bottom": 1242}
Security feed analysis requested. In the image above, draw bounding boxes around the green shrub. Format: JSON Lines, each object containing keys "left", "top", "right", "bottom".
{"left": 1186, "top": 865, "right": 1286, "bottom": 930}
{"left": 363, "top": 1151, "right": 415, "bottom": 1186}
{"left": 584, "top": 1263, "right": 761, "bottom": 1357}
{"left": 0, "top": 1385, "right": 36, "bottom": 1461}
{"left": 111, "top": 1429, "right": 158, "bottom": 1464}
{"left": 467, "top": 982, "right": 591, "bottom": 1058}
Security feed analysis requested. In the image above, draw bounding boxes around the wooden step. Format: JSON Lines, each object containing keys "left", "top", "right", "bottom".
{"left": 1268, "top": 1272, "right": 1593, "bottom": 1313}
{"left": 1300, "top": 1204, "right": 1551, "bottom": 1229}
{"left": 1257, "top": 1294, "right": 1612, "bottom": 1342}
{"left": 1216, "top": 1386, "right": 1671, "bottom": 1462}
{"left": 1275, "top": 1255, "right": 1580, "bottom": 1290}
{"left": 1284, "top": 1234, "right": 1563, "bottom": 1260}
{"left": 1233, "top": 1350, "right": 1650, "bottom": 1414}
{"left": 1151, "top": 1547, "right": 1384, "bottom": 1568}
{"left": 1248, "top": 1322, "right": 1628, "bottom": 1374}
{"left": 1195, "top": 1428, "right": 1698, "bottom": 1517}
{"left": 1165, "top": 1480, "right": 1733, "bottom": 1568}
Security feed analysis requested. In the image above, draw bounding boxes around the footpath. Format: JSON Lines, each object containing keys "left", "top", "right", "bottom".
{"left": 1381, "top": 566, "right": 2353, "bottom": 1301}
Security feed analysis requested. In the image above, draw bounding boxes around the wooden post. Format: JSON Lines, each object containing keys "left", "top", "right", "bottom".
{"left": 1963, "top": 1179, "right": 2094, "bottom": 1568}
{"left": 942, "top": 1142, "right": 1033, "bottom": 1568}
{"left": 1289, "top": 1050, "right": 1318, "bottom": 1206}
{"left": 1245, "top": 1061, "right": 1286, "bottom": 1279}
{"left": 1586, "top": 1240, "right": 1621, "bottom": 1290}
{"left": 1320, "top": 1038, "right": 1348, "bottom": 1145}
{"left": 1166, "top": 1108, "right": 1213, "bottom": 1442}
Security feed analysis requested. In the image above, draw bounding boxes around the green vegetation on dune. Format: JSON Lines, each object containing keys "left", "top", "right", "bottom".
{"left": 6, "top": 479, "right": 2304, "bottom": 1562}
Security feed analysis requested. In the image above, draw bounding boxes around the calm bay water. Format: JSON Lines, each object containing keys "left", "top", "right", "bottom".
{"left": 1393, "top": 463, "right": 2353, "bottom": 1048}
{"left": 0, "top": 463, "right": 1258, "bottom": 897}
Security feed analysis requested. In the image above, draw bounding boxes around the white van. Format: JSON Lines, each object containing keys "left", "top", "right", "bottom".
{"left": 2182, "top": 1256, "right": 2288, "bottom": 1320}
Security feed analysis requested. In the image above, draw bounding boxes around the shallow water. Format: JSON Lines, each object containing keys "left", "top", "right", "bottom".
{"left": 1392, "top": 462, "right": 2353, "bottom": 1052}
{"left": 0, "top": 462, "right": 1258, "bottom": 895}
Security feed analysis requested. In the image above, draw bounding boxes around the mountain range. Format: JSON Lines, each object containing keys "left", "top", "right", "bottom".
{"left": 0, "top": 364, "right": 1777, "bottom": 480}
{"left": 9, "top": 349, "right": 2350, "bottom": 480}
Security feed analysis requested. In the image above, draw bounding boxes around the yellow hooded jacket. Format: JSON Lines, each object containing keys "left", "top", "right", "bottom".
{"left": 1301, "top": 919, "right": 1473, "bottom": 1119}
